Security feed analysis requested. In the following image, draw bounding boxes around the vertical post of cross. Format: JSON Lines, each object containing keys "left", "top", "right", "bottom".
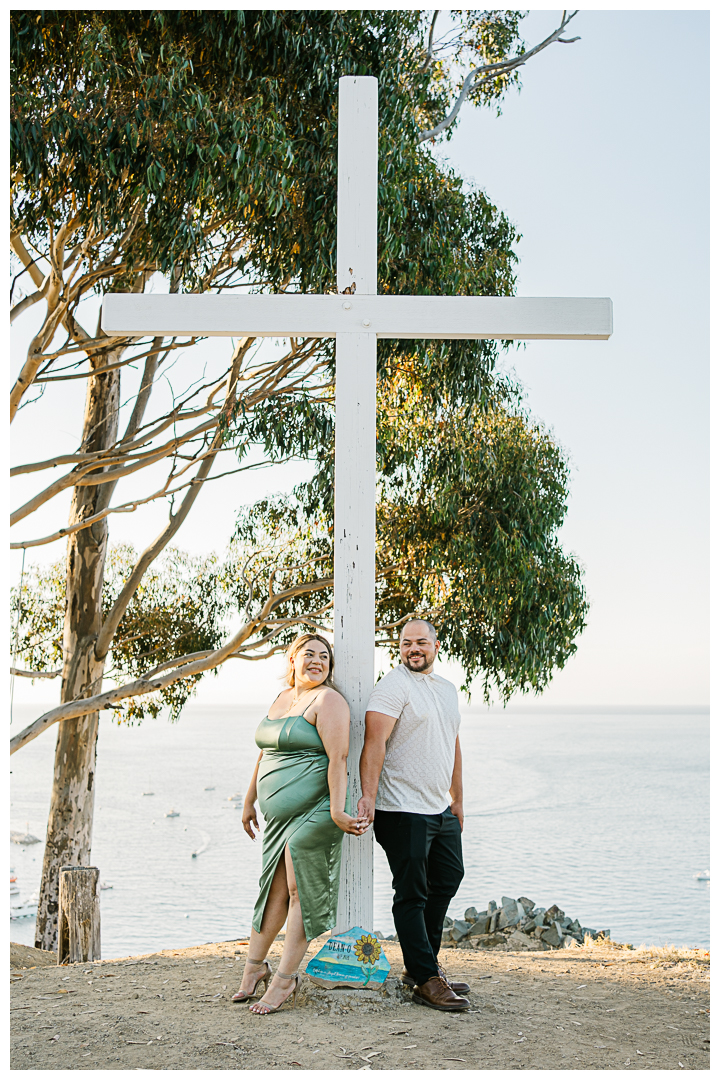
{"left": 333, "top": 76, "right": 378, "bottom": 933}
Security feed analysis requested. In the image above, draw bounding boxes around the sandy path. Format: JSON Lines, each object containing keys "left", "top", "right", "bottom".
{"left": 10, "top": 937, "right": 709, "bottom": 1071}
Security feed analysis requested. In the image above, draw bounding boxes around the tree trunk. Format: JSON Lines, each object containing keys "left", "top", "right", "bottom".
{"left": 35, "top": 358, "right": 120, "bottom": 950}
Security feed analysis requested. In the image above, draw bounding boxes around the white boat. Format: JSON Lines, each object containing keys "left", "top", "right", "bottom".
{"left": 11, "top": 902, "right": 37, "bottom": 920}
{"left": 11, "top": 890, "right": 39, "bottom": 920}
{"left": 165, "top": 809, "right": 180, "bottom": 818}
{"left": 693, "top": 869, "right": 710, "bottom": 881}
{"left": 10, "top": 830, "right": 40, "bottom": 845}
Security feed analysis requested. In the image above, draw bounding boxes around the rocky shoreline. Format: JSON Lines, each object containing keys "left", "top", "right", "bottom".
{"left": 382, "top": 895, "right": 612, "bottom": 951}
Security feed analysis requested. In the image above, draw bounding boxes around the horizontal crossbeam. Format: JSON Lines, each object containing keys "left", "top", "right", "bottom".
{"left": 102, "top": 294, "right": 612, "bottom": 341}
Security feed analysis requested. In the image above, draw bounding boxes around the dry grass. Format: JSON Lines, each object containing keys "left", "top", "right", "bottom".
{"left": 629, "top": 943, "right": 710, "bottom": 966}
{"left": 553, "top": 935, "right": 710, "bottom": 969}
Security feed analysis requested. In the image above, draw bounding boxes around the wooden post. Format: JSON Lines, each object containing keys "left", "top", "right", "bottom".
{"left": 57, "top": 866, "right": 101, "bottom": 964}
{"left": 333, "top": 76, "right": 378, "bottom": 933}
{"left": 333, "top": 332, "right": 376, "bottom": 934}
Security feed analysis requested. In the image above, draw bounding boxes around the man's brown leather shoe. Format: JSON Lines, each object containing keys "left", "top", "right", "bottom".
{"left": 401, "top": 967, "right": 470, "bottom": 994}
{"left": 412, "top": 975, "right": 470, "bottom": 1011}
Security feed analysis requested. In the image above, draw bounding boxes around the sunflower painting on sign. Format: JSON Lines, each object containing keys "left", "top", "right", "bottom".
{"left": 305, "top": 926, "right": 390, "bottom": 989}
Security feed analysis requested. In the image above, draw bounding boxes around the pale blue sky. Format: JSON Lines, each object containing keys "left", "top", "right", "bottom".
{"left": 10, "top": 9, "right": 709, "bottom": 709}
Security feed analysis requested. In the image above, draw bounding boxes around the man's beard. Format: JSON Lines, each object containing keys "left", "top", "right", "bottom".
{"left": 402, "top": 653, "right": 433, "bottom": 672}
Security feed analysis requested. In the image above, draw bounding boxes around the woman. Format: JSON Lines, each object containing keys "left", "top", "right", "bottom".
{"left": 232, "top": 633, "right": 368, "bottom": 1014}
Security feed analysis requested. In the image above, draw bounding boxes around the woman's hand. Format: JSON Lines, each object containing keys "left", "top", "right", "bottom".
{"left": 242, "top": 801, "right": 260, "bottom": 840}
{"left": 332, "top": 810, "right": 370, "bottom": 836}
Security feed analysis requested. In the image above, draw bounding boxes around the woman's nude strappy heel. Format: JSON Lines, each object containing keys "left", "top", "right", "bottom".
{"left": 249, "top": 971, "right": 301, "bottom": 1014}
{"left": 231, "top": 959, "right": 271, "bottom": 1002}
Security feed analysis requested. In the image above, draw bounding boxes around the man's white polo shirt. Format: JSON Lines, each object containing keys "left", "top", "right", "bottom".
{"left": 366, "top": 664, "right": 461, "bottom": 815}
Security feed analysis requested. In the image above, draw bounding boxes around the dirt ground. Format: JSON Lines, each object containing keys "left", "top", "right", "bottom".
{"left": 10, "top": 935, "right": 709, "bottom": 1071}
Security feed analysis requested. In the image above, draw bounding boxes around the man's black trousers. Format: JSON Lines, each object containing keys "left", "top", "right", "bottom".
{"left": 373, "top": 807, "right": 464, "bottom": 986}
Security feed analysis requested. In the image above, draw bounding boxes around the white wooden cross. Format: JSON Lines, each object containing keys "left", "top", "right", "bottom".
{"left": 102, "top": 76, "right": 612, "bottom": 934}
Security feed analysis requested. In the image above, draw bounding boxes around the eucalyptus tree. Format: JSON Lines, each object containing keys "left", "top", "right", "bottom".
{"left": 10, "top": 9, "right": 583, "bottom": 950}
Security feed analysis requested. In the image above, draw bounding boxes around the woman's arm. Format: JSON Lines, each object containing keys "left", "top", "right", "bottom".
{"left": 316, "top": 691, "right": 369, "bottom": 836}
{"left": 242, "top": 751, "right": 263, "bottom": 840}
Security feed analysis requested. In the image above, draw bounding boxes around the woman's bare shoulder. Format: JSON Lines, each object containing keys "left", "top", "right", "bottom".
{"left": 318, "top": 685, "right": 347, "bottom": 704}
{"left": 316, "top": 686, "right": 349, "bottom": 717}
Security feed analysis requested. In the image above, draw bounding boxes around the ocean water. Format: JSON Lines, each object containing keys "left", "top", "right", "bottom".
{"left": 10, "top": 705, "right": 709, "bottom": 959}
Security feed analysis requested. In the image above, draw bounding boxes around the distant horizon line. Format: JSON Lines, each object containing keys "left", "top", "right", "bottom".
{"left": 190, "top": 703, "right": 712, "bottom": 715}
{"left": 12, "top": 702, "right": 710, "bottom": 716}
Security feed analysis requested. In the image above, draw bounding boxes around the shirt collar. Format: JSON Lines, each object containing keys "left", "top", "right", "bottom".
{"left": 401, "top": 664, "right": 437, "bottom": 681}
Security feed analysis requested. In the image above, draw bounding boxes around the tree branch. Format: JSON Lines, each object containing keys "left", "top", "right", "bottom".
{"left": 10, "top": 574, "right": 335, "bottom": 753}
{"left": 10, "top": 380, "right": 227, "bottom": 477}
{"left": 10, "top": 272, "right": 51, "bottom": 323}
{"left": 417, "top": 10, "right": 579, "bottom": 143}
{"left": 93, "top": 344, "right": 250, "bottom": 659}
{"left": 10, "top": 667, "right": 62, "bottom": 679}
{"left": 419, "top": 10, "right": 440, "bottom": 73}
{"left": 33, "top": 337, "right": 195, "bottom": 382}
{"left": 9, "top": 442, "right": 268, "bottom": 550}
{"left": 10, "top": 406, "right": 225, "bottom": 525}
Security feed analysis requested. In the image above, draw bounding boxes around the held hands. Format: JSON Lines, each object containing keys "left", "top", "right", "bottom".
{"left": 332, "top": 810, "right": 370, "bottom": 836}
{"left": 356, "top": 795, "right": 376, "bottom": 824}
{"left": 242, "top": 801, "right": 260, "bottom": 840}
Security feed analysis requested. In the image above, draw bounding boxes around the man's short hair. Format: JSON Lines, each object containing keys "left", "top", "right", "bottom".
{"left": 400, "top": 618, "right": 437, "bottom": 642}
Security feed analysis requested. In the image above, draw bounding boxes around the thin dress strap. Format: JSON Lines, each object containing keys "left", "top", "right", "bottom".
{"left": 301, "top": 690, "right": 324, "bottom": 717}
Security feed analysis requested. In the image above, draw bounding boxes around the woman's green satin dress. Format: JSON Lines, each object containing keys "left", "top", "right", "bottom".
{"left": 252, "top": 712, "right": 344, "bottom": 942}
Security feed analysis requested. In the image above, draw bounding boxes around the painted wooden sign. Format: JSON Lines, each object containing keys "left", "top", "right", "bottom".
{"left": 305, "top": 926, "right": 390, "bottom": 990}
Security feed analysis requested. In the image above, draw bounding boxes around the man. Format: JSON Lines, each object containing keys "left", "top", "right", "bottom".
{"left": 357, "top": 619, "right": 469, "bottom": 1011}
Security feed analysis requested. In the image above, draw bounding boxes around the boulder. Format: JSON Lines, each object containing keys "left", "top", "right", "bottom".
{"left": 474, "top": 933, "right": 507, "bottom": 949}
{"left": 497, "top": 900, "right": 521, "bottom": 929}
{"left": 507, "top": 929, "right": 541, "bottom": 950}
{"left": 467, "top": 915, "right": 491, "bottom": 936}
{"left": 440, "top": 899, "right": 607, "bottom": 950}
{"left": 541, "top": 922, "right": 564, "bottom": 948}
